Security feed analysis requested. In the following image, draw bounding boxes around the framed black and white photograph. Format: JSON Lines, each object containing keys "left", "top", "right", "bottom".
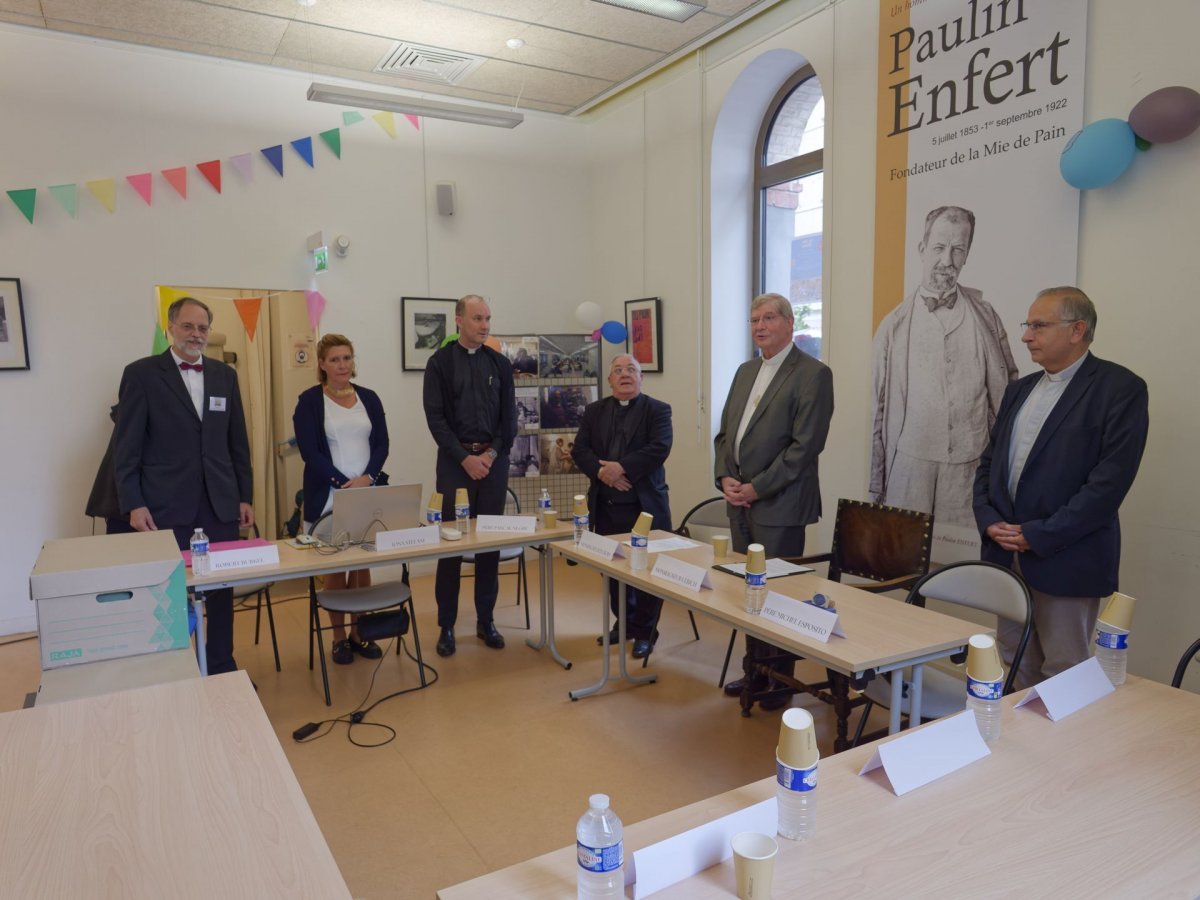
{"left": 538, "top": 334, "right": 599, "bottom": 379}
{"left": 625, "top": 296, "right": 662, "bottom": 373}
{"left": 516, "top": 386, "right": 540, "bottom": 430}
{"left": 0, "top": 278, "right": 29, "bottom": 371}
{"left": 509, "top": 435, "right": 541, "bottom": 478}
{"left": 401, "top": 297, "right": 456, "bottom": 371}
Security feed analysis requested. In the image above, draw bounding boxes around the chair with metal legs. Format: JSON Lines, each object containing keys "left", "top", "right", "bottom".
{"left": 461, "top": 487, "right": 531, "bottom": 629}
{"left": 1171, "top": 637, "right": 1200, "bottom": 690}
{"left": 232, "top": 524, "right": 280, "bottom": 672}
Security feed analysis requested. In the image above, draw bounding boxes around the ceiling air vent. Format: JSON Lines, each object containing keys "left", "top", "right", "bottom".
{"left": 374, "top": 42, "right": 486, "bottom": 86}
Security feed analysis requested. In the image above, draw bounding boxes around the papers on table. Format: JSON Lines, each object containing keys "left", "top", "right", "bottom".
{"left": 859, "top": 710, "right": 990, "bottom": 795}
{"left": 620, "top": 536, "right": 699, "bottom": 553}
{"left": 1015, "top": 656, "right": 1115, "bottom": 721}
{"left": 629, "top": 797, "right": 776, "bottom": 899}
{"left": 760, "top": 591, "right": 845, "bottom": 642}
{"left": 715, "top": 558, "right": 815, "bottom": 579}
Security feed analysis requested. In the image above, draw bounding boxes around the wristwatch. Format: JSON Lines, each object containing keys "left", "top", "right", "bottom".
{"left": 485, "top": 448, "right": 498, "bottom": 461}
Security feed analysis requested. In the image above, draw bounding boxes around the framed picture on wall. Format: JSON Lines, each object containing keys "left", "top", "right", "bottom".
{"left": 625, "top": 297, "right": 662, "bottom": 373}
{"left": 401, "top": 297, "right": 456, "bottom": 371}
{"left": 0, "top": 278, "right": 30, "bottom": 371}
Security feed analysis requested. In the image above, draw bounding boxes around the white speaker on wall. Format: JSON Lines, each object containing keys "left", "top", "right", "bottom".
{"left": 436, "top": 182, "right": 456, "bottom": 216}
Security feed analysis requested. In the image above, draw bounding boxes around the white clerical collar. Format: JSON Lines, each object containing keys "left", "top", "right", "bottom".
{"left": 618, "top": 399, "right": 630, "bottom": 407}
{"left": 1045, "top": 350, "right": 1089, "bottom": 383}
{"left": 761, "top": 344, "right": 792, "bottom": 369}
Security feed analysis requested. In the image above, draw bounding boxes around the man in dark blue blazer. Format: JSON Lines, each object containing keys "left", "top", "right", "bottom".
{"left": 974, "top": 287, "right": 1148, "bottom": 688}
{"left": 573, "top": 354, "right": 673, "bottom": 659}
{"left": 114, "top": 296, "right": 254, "bottom": 675}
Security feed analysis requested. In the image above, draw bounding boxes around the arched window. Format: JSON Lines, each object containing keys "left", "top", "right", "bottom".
{"left": 754, "top": 66, "right": 825, "bottom": 359}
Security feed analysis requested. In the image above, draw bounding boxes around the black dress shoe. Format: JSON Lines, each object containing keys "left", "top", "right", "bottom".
{"left": 436, "top": 628, "right": 456, "bottom": 657}
{"left": 596, "top": 626, "right": 628, "bottom": 646}
{"left": 631, "top": 637, "right": 656, "bottom": 659}
{"left": 477, "top": 621, "right": 505, "bottom": 649}
{"left": 758, "top": 691, "right": 791, "bottom": 711}
{"left": 723, "top": 677, "right": 768, "bottom": 697}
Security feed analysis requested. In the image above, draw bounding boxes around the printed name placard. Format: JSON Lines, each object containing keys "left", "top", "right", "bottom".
{"left": 1014, "top": 655, "right": 1114, "bottom": 721}
{"left": 577, "top": 531, "right": 625, "bottom": 561}
{"left": 760, "top": 591, "right": 845, "bottom": 642}
{"left": 209, "top": 544, "right": 280, "bottom": 572}
{"left": 475, "top": 514, "right": 537, "bottom": 534}
{"left": 651, "top": 554, "right": 712, "bottom": 592}
{"left": 375, "top": 525, "right": 441, "bottom": 551}
{"left": 859, "top": 710, "right": 990, "bottom": 796}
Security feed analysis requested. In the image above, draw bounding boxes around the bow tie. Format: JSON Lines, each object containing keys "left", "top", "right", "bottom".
{"left": 179, "top": 362, "right": 204, "bottom": 372}
{"left": 923, "top": 291, "right": 957, "bottom": 312}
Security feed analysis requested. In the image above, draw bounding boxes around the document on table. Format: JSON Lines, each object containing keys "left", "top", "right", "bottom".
{"left": 621, "top": 536, "right": 699, "bottom": 553}
{"left": 715, "top": 559, "right": 814, "bottom": 578}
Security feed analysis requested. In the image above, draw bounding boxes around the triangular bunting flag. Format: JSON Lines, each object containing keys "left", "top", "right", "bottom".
{"left": 7, "top": 189, "right": 36, "bottom": 224}
{"left": 261, "top": 144, "right": 284, "bottom": 177}
{"left": 126, "top": 173, "right": 153, "bottom": 206}
{"left": 156, "top": 285, "right": 189, "bottom": 332}
{"left": 197, "top": 160, "right": 222, "bottom": 193}
{"left": 233, "top": 297, "right": 263, "bottom": 342}
{"left": 152, "top": 325, "right": 169, "bottom": 355}
{"left": 290, "top": 137, "right": 315, "bottom": 168}
{"left": 319, "top": 128, "right": 342, "bottom": 159}
{"left": 305, "top": 290, "right": 326, "bottom": 331}
{"left": 404, "top": 114, "right": 421, "bottom": 131}
{"left": 229, "top": 152, "right": 254, "bottom": 182}
{"left": 162, "top": 167, "right": 188, "bottom": 199}
{"left": 373, "top": 111, "right": 398, "bottom": 138}
{"left": 49, "top": 184, "right": 77, "bottom": 217}
{"left": 343, "top": 111, "right": 364, "bottom": 126}
{"left": 87, "top": 179, "right": 117, "bottom": 213}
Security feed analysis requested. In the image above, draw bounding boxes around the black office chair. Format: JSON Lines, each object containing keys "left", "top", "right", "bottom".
{"left": 306, "top": 513, "right": 426, "bottom": 705}
{"left": 232, "top": 523, "right": 280, "bottom": 672}
{"left": 461, "top": 487, "right": 531, "bottom": 630}
{"left": 1171, "top": 637, "right": 1200, "bottom": 689}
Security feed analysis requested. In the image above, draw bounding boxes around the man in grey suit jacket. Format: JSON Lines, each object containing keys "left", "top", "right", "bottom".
{"left": 714, "top": 293, "right": 834, "bottom": 710}
{"left": 114, "top": 296, "right": 254, "bottom": 675}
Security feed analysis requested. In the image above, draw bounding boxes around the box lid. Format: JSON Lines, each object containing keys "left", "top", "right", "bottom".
{"left": 30, "top": 531, "right": 183, "bottom": 600}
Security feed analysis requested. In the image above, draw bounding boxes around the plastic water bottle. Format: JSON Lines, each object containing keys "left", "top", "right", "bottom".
{"left": 425, "top": 506, "right": 442, "bottom": 526}
{"left": 744, "top": 543, "right": 767, "bottom": 614}
{"left": 1095, "top": 629, "right": 1128, "bottom": 686}
{"left": 630, "top": 533, "right": 648, "bottom": 572}
{"left": 577, "top": 794, "right": 623, "bottom": 899}
{"left": 538, "top": 488, "right": 552, "bottom": 512}
{"left": 776, "top": 760, "right": 817, "bottom": 841}
{"left": 454, "top": 498, "right": 471, "bottom": 534}
{"left": 965, "top": 675, "right": 1003, "bottom": 742}
{"left": 573, "top": 496, "right": 589, "bottom": 546}
{"left": 190, "top": 528, "right": 210, "bottom": 577}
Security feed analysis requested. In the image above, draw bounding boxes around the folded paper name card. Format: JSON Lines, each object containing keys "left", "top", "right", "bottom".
{"left": 859, "top": 710, "right": 991, "bottom": 796}
{"left": 577, "top": 531, "right": 626, "bottom": 561}
{"left": 1014, "top": 655, "right": 1115, "bottom": 721}
{"left": 475, "top": 514, "right": 536, "bottom": 534}
{"left": 760, "top": 591, "right": 845, "bottom": 643}
{"left": 209, "top": 543, "right": 280, "bottom": 572}
{"left": 651, "top": 553, "right": 712, "bottom": 591}
{"left": 375, "top": 525, "right": 440, "bottom": 551}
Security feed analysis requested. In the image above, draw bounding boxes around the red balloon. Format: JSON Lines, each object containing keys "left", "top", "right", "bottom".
{"left": 1129, "top": 86, "right": 1200, "bottom": 144}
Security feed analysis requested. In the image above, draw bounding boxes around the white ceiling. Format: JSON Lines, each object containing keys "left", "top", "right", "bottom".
{"left": 0, "top": 0, "right": 782, "bottom": 115}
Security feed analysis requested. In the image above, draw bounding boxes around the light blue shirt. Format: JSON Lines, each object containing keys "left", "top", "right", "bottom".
{"left": 1007, "top": 351, "right": 1090, "bottom": 499}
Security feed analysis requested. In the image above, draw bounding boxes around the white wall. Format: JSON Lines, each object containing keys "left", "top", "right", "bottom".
{"left": 581, "top": 0, "right": 1200, "bottom": 685}
{"left": 0, "top": 25, "right": 593, "bottom": 632}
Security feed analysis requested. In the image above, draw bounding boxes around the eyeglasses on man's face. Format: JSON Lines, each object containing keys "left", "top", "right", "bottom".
{"left": 173, "top": 321, "right": 210, "bottom": 335}
{"left": 1020, "top": 319, "right": 1080, "bottom": 333}
{"left": 610, "top": 365, "right": 638, "bottom": 375}
{"left": 749, "top": 313, "right": 786, "bottom": 327}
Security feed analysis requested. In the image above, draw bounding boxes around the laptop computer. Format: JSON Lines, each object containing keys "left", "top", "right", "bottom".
{"left": 330, "top": 483, "right": 423, "bottom": 546}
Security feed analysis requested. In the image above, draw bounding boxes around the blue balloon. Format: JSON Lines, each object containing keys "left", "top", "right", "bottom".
{"left": 1059, "top": 119, "right": 1136, "bottom": 190}
{"left": 600, "top": 320, "right": 627, "bottom": 343}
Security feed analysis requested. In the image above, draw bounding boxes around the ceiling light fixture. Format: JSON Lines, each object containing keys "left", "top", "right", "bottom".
{"left": 591, "top": 0, "right": 706, "bottom": 22}
{"left": 306, "top": 82, "right": 524, "bottom": 128}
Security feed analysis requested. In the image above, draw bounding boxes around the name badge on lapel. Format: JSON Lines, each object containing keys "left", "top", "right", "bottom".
{"left": 209, "top": 396, "right": 227, "bottom": 412}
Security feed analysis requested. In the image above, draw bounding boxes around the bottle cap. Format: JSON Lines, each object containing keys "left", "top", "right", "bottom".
{"left": 428, "top": 491, "right": 443, "bottom": 510}
{"left": 1098, "top": 591, "right": 1135, "bottom": 634}
{"left": 588, "top": 793, "right": 609, "bottom": 810}
{"left": 631, "top": 511, "right": 654, "bottom": 538}
{"left": 455, "top": 488, "right": 469, "bottom": 505}
{"left": 745, "top": 543, "right": 766, "bottom": 575}
{"left": 777, "top": 707, "right": 818, "bottom": 770}
{"left": 573, "top": 494, "right": 588, "bottom": 516}
{"left": 965, "top": 633, "right": 1004, "bottom": 683}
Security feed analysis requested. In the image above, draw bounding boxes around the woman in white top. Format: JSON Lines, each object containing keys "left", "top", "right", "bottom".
{"left": 293, "top": 334, "right": 390, "bottom": 665}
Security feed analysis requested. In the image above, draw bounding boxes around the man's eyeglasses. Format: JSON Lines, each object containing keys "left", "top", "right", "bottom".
{"left": 610, "top": 365, "right": 639, "bottom": 375}
{"left": 749, "top": 313, "right": 785, "bottom": 326}
{"left": 1020, "top": 319, "right": 1080, "bottom": 333}
{"left": 173, "top": 322, "right": 211, "bottom": 335}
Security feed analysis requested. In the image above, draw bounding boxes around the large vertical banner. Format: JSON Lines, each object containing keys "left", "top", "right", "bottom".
{"left": 870, "top": 0, "right": 1088, "bottom": 559}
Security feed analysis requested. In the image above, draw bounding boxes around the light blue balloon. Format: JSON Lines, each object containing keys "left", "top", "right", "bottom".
{"left": 600, "top": 320, "right": 627, "bottom": 343}
{"left": 1059, "top": 119, "right": 1137, "bottom": 190}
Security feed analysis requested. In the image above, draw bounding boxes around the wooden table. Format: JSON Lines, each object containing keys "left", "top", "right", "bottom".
{"left": 0, "top": 672, "right": 351, "bottom": 899}
{"left": 439, "top": 675, "right": 1200, "bottom": 898}
{"left": 553, "top": 534, "right": 981, "bottom": 748}
{"left": 187, "top": 523, "right": 576, "bottom": 674}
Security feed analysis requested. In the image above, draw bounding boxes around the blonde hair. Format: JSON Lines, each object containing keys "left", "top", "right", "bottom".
{"left": 316, "top": 333, "right": 356, "bottom": 384}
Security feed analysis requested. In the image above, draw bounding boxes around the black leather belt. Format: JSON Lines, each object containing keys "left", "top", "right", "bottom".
{"left": 461, "top": 441, "right": 492, "bottom": 454}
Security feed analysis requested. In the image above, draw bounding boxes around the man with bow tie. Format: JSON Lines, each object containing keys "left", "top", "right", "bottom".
{"left": 870, "top": 205, "right": 1018, "bottom": 528}
{"left": 114, "top": 296, "right": 254, "bottom": 675}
